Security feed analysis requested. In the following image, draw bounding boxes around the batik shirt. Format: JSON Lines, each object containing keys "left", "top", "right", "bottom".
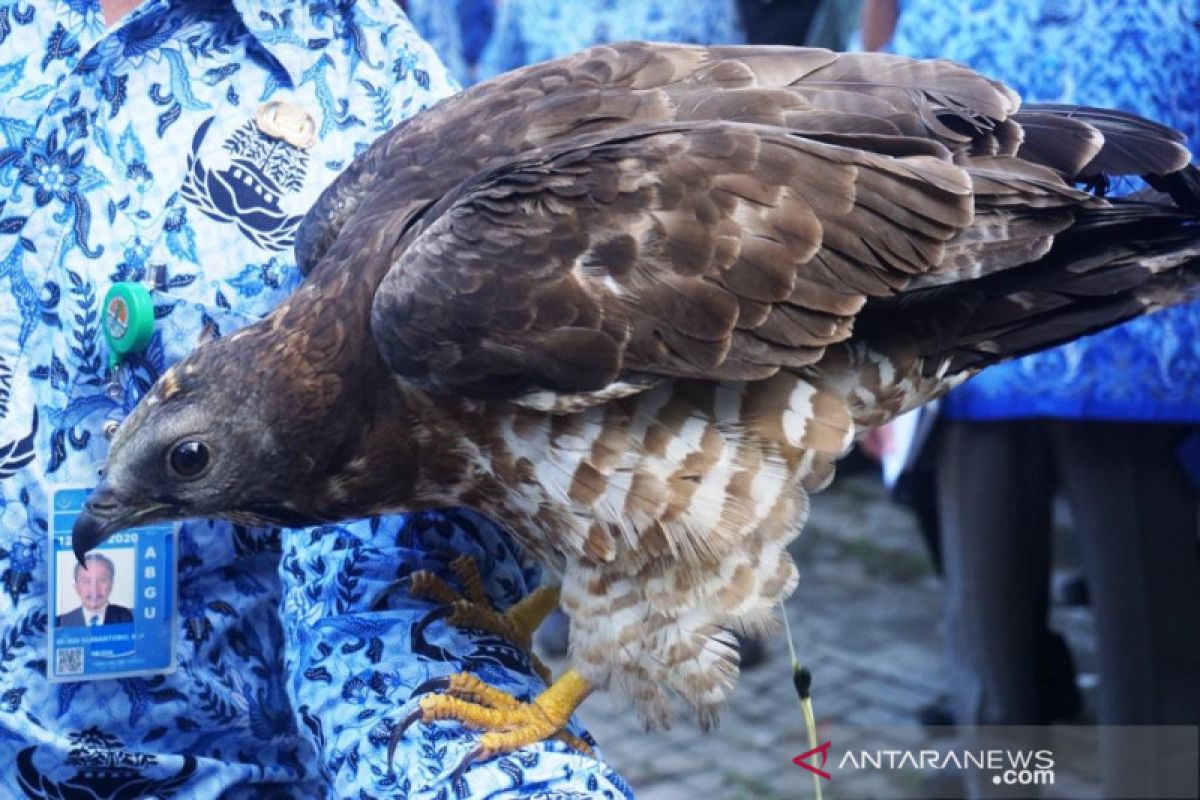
{"left": 404, "top": 0, "right": 471, "bottom": 86}
{"left": 408, "top": 0, "right": 743, "bottom": 87}
{"left": 0, "top": 1, "right": 628, "bottom": 797}
{"left": 891, "top": 0, "right": 1200, "bottom": 422}
{"left": 475, "top": 0, "right": 744, "bottom": 82}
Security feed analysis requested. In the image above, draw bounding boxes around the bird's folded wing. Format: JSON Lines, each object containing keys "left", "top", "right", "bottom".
{"left": 856, "top": 198, "right": 1200, "bottom": 378}
{"left": 304, "top": 42, "right": 1193, "bottom": 414}
{"left": 294, "top": 42, "right": 1023, "bottom": 276}
{"left": 1015, "top": 104, "right": 1190, "bottom": 178}
{"left": 369, "top": 120, "right": 977, "bottom": 402}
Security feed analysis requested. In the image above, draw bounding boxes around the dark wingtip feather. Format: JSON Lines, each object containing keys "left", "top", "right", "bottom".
{"left": 859, "top": 198, "right": 1200, "bottom": 377}
{"left": 1018, "top": 104, "right": 1192, "bottom": 179}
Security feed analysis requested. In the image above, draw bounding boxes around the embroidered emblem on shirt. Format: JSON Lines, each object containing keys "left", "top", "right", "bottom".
{"left": 180, "top": 116, "right": 309, "bottom": 252}
{"left": 16, "top": 727, "right": 197, "bottom": 799}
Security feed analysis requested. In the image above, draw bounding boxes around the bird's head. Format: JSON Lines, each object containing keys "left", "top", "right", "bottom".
{"left": 72, "top": 330, "right": 334, "bottom": 562}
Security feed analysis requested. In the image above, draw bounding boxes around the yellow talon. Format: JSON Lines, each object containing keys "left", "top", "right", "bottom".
{"left": 408, "top": 556, "right": 562, "bottom": 684}
{"left": 450, "top": 554, "right": 489, "bottom": 604}
{"left": 436, "top": 673, "right": 593, "bottom": 755}
{"left": 443, "top": 672, "right": 522, "bottom": 709}
{"left": 391, "top": 668, "right": 595, "bottom": 771}
{"left": 373, "top": 569, "right": 461, "bottom": 610}
{"left": 409, "top": 570, "right": 462, "bottom": 605}
{"left": 375, "top": 560, "right": 561, "bottom": 655}
{"left": 385, "top": 558, "right": 588, "bottom": 774}
{"left": 419, "top": 692, "right": 511, "bottom": 729}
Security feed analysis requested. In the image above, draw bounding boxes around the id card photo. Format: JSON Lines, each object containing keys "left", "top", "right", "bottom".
{"left": 48, "top": 487, "right": 177, "bottom": 682}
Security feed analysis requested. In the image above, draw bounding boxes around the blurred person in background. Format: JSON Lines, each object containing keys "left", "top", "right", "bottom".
{"left": 407, "top": 0, "right": 744, "bottom": 87}
{"left": 411, "top": 0, "right": 867, "bottom": 89}
{"left": 738, "top": 0, "right": 864, "bottom": 50}
{"left": 404, "top": 0, "right": 497, "bottom": 86}
{"left": 869, "top": 1, "right": 1200, "bottom": 795}
{"left": 477, "top": 0, "right": 744, "bottom": 82}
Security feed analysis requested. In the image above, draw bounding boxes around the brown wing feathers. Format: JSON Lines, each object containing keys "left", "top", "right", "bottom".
{"left": 291, "top": 43, "right": 1196, "bottom": 419}
{"left": 297, "top": 44, "right": 1015, "bottom": 275}
{"left": 370, "top": 122, "right": 976, "bottom": 395}
{"left": 1017, "top": 104, "right": 1190, "bottom": 178}
{"left": 856, "top": 198, "right": 1200, "bottom": 378}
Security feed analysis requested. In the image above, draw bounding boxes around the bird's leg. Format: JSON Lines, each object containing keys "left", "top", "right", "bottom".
{"left": 375, "top": 557, "right": 558, "bottom": 682}
{"left": 446, "top": 555, "right": 560, "bottom": 643}
{"left": 427, "top": 555, "right": 558, "bottom": 682}
{"left": 502, "top": 578, "right": 563, "bottom": 645}
{"left": 390, "top": 668, "right": 595, "bottom": 774}
{"left": 375, "top": 557, "right": 560, "bottom": 677}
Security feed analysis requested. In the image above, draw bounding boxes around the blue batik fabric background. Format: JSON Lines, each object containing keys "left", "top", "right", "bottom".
{"left": 408, "top": 0, "right": 744, "bottom": 86}
{"left": 0, "top": 1, "right": 627, "bottom": 797}
{"left": 479, "top": 0, "right": 744, "bottom": 81}
{"left": 891, "top": 0, "right": 1200, "bottom": 422}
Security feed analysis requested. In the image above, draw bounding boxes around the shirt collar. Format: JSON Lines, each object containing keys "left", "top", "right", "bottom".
{"left": 91, "top": 0, "right": 328, "bottom": 88}
{"left": 228, "top": 0, "right": 332, "bottom": 88}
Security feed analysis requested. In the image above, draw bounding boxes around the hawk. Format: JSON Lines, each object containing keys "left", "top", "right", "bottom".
{"left": 74, "top": 44, "right": 1200, "bottom": 762}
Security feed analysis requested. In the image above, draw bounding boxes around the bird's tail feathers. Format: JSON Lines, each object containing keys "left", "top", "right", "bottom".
{"left": 858, "top": 197, "right": 1200, "bottom": 378}
{"left": 1014, "top": 104, "right": 1191, "bottom": 180}
{"left": 1147, "top": 164, "right": 1200, "bottom": 213}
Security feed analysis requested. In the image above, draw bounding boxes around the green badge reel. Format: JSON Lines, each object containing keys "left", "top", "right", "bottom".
{"left": 102, "top": 283, "right": 155, "bottom": 369}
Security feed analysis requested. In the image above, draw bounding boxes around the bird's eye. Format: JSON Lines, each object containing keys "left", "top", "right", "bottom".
{"left": 169, "top": 441, "right": 210, "bottom": 478}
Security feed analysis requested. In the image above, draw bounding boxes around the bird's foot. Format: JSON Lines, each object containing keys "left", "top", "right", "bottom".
{"left": 389, "top": 669, "right": 594, "bottom": 777}
{"left": 390, "top": 554, "right": 560, "bottom": 682}
{"left": 380, "top": 556, "right": 584, "bottom": 774}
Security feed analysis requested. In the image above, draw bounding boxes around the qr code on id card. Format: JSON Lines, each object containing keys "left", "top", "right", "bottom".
{"left": 56, "top": 647, "right": 84, "bottom": 676}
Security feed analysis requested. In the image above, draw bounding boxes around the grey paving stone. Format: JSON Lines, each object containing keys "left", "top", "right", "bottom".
{"left": 676, "top": 768, "right": 726, "bottom": 794}
{"left": 632, "top": 783, "right": 693, "bottom": 800}
{"left": 847, "top": 675, "right": 939, "bottom": 714}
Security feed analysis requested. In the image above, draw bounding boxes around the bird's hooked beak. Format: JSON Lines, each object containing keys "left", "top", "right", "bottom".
{"left": 72, "top": 479, "right": 124, "bottom": 565}
{"left": 72, "top": 479, "right": 174, "bottom": 565}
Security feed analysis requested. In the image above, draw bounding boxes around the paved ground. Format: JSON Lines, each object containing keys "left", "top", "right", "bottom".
{"left": 538, "top": 470, "right": 1099, "bottom": 799}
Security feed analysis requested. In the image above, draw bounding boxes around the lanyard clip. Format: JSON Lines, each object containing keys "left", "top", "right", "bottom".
{"left": 102, "top": 283, "right": 155, "bottom": 371}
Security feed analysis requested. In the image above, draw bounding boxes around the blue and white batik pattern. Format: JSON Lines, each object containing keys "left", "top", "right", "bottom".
{"left": 0, "top": 1, "right": 628, "bottom": 796}
{"left": 404, "top": 0, "right": 471, "bottom": 88}
{"left": 476, "top": 0, "right": 744, "bottom": 82}
{"left": 891, "top": 0, "right": 1200, "bottom": 422}
{"left": 409, "top": 0, "right": 743, "bottom": 87}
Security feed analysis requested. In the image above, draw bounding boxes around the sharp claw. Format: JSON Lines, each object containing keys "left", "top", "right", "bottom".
{"left": 371, "top": 578, "right": 406, "bottom": 611}
{"left": 411, "top": 675, "right": 452, "bottom": 697}
{"left": 450, "top": 744, "right": 487, "bottom": 783}
{"left": 387, "top": 707, "right": 425, "bottom": 775}
{"left": 387, "top": 677, "right": 457, "bottom": 775}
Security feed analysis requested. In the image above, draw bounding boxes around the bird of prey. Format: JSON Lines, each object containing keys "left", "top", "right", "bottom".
{"left": 74, "top": 44, "right": 1200, "bottom": 762}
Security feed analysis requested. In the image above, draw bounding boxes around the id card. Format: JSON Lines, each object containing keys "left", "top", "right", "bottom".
{"left": 47, "top": 487, "right": 177, "bottom": 682}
